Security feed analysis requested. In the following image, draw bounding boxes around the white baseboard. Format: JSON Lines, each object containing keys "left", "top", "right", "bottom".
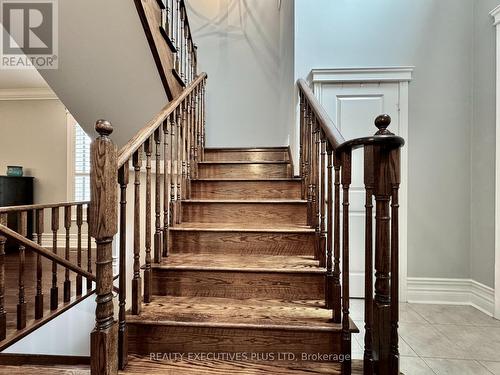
{"left": 36, "top": 233, "right": 96, "bottom": 250}
{"left": 407, "top": 277, "right": 495, "bottom": 316}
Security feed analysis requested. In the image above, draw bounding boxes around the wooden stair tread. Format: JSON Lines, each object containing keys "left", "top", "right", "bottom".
{"left": 199, "top": 161, "right": 290, "bottom": 165}
{"left": 124, "top": 356, "right": 364, "bottom": 374}
{"left": 127, "top": 296, "right": 356, "bottom": 332}
{"left": 170, "top": 222, "right": 314, "bottom": 233}
{"left": 0, "top": 359, "right": 364, "bottom": 374}
{"left": 183, "top": 199, "right": 307, "bottom": 204}
{"left": 205, "top": 147, "right": 288, "bottom": 151}
{"left": 194, "top": 178, "right": 300, "bottom": 181}
{"left": 155, "top": 254, "right": 323, "bottom": 272}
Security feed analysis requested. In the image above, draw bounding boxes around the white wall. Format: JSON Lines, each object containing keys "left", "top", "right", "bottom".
{"left": 3, "top": 298, "right": 96, "bottom": 356}
{"left": 278, "top": 0, "right": 296, "bottom": 171}
{"left": 36, "top": 0, "right": 168, "bottom": 147}
{"left": 470, "top": 0, "right": 498, "bottom": 289}
{"left": 0, "top": 99, "right": 69, "bottom": 204}
{"left": 186, "top": 0, "right": 294, "bottom": 148}
{"left": 295, "top": 0, "right": 475, "bottom": 283}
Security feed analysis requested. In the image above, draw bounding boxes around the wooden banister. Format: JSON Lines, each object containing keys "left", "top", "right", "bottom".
{"left": 297, "top": 79, "right": 345, "bottom": 149}
{"left": 118, "top": 72, "right": 207, "bottom": 168}
{"left": 0, "top": 224, "right": 95, "bottom": 281}
{"left": 297, "top": 79, "right": 404, "bottom": 375}
{"left": 0, "top": 201, "right": 89, "bottom": 214}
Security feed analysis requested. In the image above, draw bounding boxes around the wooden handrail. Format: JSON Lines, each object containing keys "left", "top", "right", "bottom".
{"left": 297, "top": 78, "right": 404, "bottom": 374}
{"left": 0, "top": 224, "right": 95, "bottom": 281}
{"left": 118, "top": 72, "right": 207, "bottom": 168}
{"left": 297, "top": 79, "right": 345, "bottom": 149}
{"left": 0, "top": 201, "right": 89, "bottom": 213}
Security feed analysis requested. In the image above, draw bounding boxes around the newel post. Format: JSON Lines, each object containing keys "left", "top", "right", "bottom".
{"left": 89, "top": 120, "right": 118, "bottom": 375}
{"left": 371, "top": 114, "right": 400, "bottom": 375}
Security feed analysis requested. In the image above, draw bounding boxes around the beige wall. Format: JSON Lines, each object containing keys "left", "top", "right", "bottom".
{"left": 0, "top": 99, "right": 69, "bottom": 205}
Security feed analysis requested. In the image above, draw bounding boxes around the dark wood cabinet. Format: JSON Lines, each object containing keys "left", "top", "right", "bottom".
{"left": 0, "top": 176, "right": 34, "bottom": 250}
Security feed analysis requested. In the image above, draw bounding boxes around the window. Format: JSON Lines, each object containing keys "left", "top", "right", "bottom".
{"left": 74, "top": 123, "right": 91, "bottom": 201}
{"left": 67, "top": 110, "right": 92, "bottom": 203}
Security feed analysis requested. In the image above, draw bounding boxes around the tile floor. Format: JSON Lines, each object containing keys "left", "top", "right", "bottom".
{"left": 349, "top": 300, "right": 500, "bottom": 374}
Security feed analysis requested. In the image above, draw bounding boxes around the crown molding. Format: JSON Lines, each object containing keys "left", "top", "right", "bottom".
{"left": 491, "top": 4, "right": 500, "bottom": 25}
{"left": 0, "top": 88, "right": 58, "bottom": 101}
{"left": 310, "top": 67, "right": 414, "bottom": 84}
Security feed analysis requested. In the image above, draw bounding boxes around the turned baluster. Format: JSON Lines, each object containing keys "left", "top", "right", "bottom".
{"left": 187, "top": 41, "right": 192, "bottom": 84}
{"left": 35, "top": 209, "right": 44, "bottom": 319}
{"left": 319, "top": 132, "right": 327, "bottom": 268}
{"left": 165, "top": 0, "right": 170, "bottom": 38}
{"left": 390, "top": 147, "right": 401, "bottom": 375}
{"left": 144, "top": 136, "right": 153, "bottom": 304}
{"left": 372, "top": 115, "right": 395, "bottom": 375}
{"left": 364, "top": 145, "right": 375, "bottom": 375}
{"left": 341, "top": 150, "right": 352, "bottom": 374}
{"left": 180, "top": 7, "right": 186, "bottom": 82}
{"left": 183, "top": 17, "right": 188, "bottom": 84}
{"left": 51, "top": 207, "right": 59, "bottom": 310}
{"left": 194, "top": 87, "right": 199, "bottom": 178}
{"left": 325, "top": 145, "right": 334, "bottom": 310}
{"left": 64, "top": 206, "right": 72, "bottom": 302}
{"left": 89, "top": 119, "right": 118, "bottom": 375}
{"left": 163, "top": 119, "right": 171, "bottom": 257}
{"left": 299, "top": 92, "right": 305, "bottom": 199}
{"left": 0, "top": 214, "right": 6, "bottom": 340}
{"left": 154, "top": 128, "right": 163, "bottom": 264}
{"left": 186, "top": 95, "right": 192, "bottom": 198}
{"left": 17, "top": 211, "right": 27, "bottom": 330}
{"left": 118, "top": 162, "right": 129, "bottom": 370}
{"left": 181, "top": 100, "right": 188, "bottom": 201}
{"left": 176, "top": 106, "right": 183, "bottom": 224}
{"left": 76, "top": 205, "right": 83, "bottom": 296}
{"left": 306, "top": 105, "right": 313, "bottom": 225}
{"left": 201, "top": 82, "right": 206, "bottom": 160}
{"left": 169, "top": 0, "right": 175, "bottom": 46}
{"left": 132, "top": 150, "right": 142, "bottom": 315}
{"left": 170, "top": 112, "right": 178, "bottom": 225}
{"left": 332, "top": 155, "right": 342, "bottom": 323}
{"left": 87, "top": 205, "right": 93, "bottom": 290}
{"left": 312, "top": 123, "right": 319, "bottom": 261}
{"left": 174, "top": 0, "right": 181, "bottom": 72}
{"left": 192, "top": 90, "right": 198, "bottom": 176}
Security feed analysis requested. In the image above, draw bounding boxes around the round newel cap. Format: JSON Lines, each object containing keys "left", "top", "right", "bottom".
{"left": 95, "top": 119, "right": 113, "bottom": 136}
{"left": 374, "top": 114, "right": 393, "bottom": 135}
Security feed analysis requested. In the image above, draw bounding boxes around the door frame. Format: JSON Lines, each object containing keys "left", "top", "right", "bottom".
{"left": 310, "top": 67, "right": 413, "bottom": 302}
{"left": 491, "top": 5, "right": 500, "bottom": 319}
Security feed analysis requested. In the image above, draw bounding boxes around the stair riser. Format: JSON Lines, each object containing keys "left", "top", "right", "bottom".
{"left": 191, "top": 180, "right": 301, "bottom": 200}
{"left": 170, "top": 231, "right": 316, "bottom": 256}
{"left": 181, "top": 202, "right": 307, "bottom": 225}
{"left": 152, "top": 270, "right": 324, "bottom": 300}
{"left": 198, "top": 163, "right": 291, "bottom": 179}
{"left": 204, "top": 150, "right": 289, "bottom": 162}
{"left": 128, "top": 324, "right": 341, "bottom": 358}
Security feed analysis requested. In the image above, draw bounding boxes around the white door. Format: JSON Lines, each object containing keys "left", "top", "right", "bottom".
{"left": 318, "top": 82, "right": 402, "bottom": 298}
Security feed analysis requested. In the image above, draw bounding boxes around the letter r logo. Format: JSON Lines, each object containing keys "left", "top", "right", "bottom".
{"left": 1, "top": 1, "right": 54, "bottom": 55}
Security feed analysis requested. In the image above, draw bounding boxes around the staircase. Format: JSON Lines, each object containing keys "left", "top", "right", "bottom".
{"left": 125, "top": 147, "right": 357, "bottom": 372}
{"left": 0, "top": 1, "right": 404, "bottom": 373}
